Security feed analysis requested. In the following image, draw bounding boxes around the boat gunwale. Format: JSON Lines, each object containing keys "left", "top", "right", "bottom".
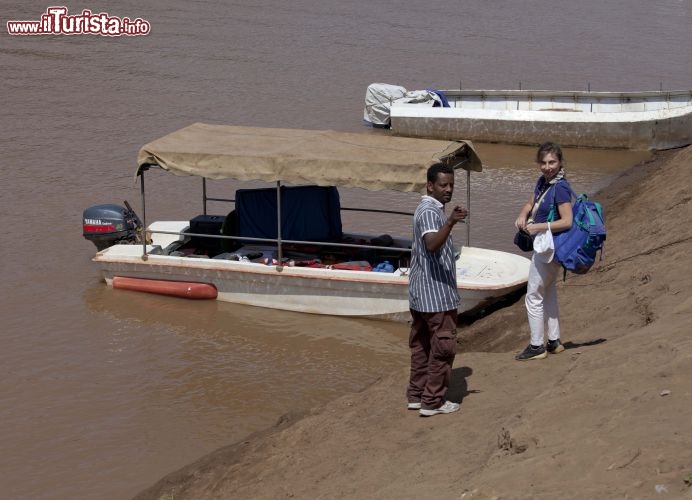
{"left": 94, "top": 246, "right": 530, "bottom": 291}
{"left": 436, "top": 89, "right": 692, "bottom": 100}
{"left": 390, "top": 103, "right": 692, "bottom": 122}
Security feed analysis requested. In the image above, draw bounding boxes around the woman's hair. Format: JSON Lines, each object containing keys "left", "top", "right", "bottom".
{"left": 427, "top": 162, "right": 454, "bottom": 183}
{"left": 536, "top": 142, "right": 563, "bottom": 164}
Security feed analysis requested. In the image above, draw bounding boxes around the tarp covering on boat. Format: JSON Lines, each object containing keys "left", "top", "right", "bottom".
{"left": 363, "top": 83, "right": 407, "bottom": 126}
{"left": 136, "top": 123, "right": 482, "bottom": 193}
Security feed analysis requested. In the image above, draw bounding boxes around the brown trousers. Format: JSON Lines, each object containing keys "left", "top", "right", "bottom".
{"left": 406, "top": 309, "right": 457, "bottom": 410}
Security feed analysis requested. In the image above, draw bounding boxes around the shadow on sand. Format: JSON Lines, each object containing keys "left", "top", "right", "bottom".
{"left": 447, "top": 366, "right": 480, "bottom": 404}
{"left": 457, "top": 287, "right": 527, "bottom": 327}
{"left": 563, "top": 338, "right": 607, "bottom": 349}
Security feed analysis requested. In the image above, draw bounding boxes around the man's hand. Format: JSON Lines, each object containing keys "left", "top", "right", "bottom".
{"left": 448, "top": 205, "right": 468, "bottom": 225}
{"left": 424, "top": 205, "right": 468, "bottom": 253}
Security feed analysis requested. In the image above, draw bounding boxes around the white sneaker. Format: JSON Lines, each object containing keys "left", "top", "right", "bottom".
{"left": 419, "top": 400, "right": 460, "bottom": 417}
{"left": 407, "top": 402, "right": 421, "bottom": 410}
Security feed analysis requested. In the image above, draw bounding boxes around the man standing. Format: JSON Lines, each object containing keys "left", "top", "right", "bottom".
{"left": 407, "top": 162, "right": 467, "bottom": 417}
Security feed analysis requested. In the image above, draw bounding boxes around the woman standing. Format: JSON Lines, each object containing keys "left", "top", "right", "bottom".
{"left": 514, "top": 142, "right": 573, "bottom": 360}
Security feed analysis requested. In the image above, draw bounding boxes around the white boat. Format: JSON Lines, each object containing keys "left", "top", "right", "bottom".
{"left": 364, "top": 83, "right": 692, "bottom": 150}
{"left": 82, "top": 123, "right": 530, "bottom": 322}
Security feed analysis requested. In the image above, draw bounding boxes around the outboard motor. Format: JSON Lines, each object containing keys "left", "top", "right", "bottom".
{"left": 82, "top": 201, "right": 142, "bottom": 251}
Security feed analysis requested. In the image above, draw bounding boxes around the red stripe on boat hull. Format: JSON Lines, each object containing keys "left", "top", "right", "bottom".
{"left": 112, "top": 277, "right": 217, "bottom": 300}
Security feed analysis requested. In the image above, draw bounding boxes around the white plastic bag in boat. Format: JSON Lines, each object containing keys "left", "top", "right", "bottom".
{"left": 397, "top": 89, "right": 443, "bottom": 106}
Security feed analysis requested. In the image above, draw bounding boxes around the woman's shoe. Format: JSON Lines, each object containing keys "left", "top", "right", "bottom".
{"left": 515, "top": 344, "right": 547, "bottom": 361}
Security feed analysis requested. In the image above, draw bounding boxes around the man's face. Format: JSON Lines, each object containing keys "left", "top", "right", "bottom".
{"left": 427, "top": 172, "right": 455, "bottom": 205}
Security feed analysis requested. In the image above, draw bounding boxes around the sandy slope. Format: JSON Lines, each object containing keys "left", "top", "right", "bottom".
{"left": 135, "top": 146, "right": 692, "bottom": 500}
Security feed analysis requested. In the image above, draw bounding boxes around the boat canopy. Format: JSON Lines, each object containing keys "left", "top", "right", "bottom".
{"left": 136, "top": 123, "right": 482, "bottom": 193}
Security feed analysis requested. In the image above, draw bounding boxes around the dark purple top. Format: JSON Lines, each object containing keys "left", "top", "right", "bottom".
{"left": 532, "top": 177, "right": 573, "bottom": 223}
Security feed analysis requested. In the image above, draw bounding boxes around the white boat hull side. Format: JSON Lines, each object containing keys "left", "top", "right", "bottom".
{"left": 390, "top": 105, "right": 692, "bottom": 150}
{"left": 386, "top": 89, "right": 692, "bottom": 150}
{"left": 94, "top": 245, "right": 529, "bottom": 322}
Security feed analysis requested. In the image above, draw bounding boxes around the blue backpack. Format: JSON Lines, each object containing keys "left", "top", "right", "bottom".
{"left": 552, "top": 191, "right": 606, "bottom": 274}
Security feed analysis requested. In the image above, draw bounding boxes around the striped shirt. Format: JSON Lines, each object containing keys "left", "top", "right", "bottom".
{"left": 408, "top": 195, "right": 460, "bottom": 312}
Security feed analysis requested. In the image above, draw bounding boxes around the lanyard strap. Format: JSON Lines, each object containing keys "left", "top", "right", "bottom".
{"left": 528, "top": 184, "right": 554, "bottom": 223}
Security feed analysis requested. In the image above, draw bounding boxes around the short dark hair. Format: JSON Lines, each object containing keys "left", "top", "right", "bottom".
{"left": 427, "top": 162, "right": 454, "bottom": 183}
{"left": 536, "top": 142, "right": 564, "bottom": 164}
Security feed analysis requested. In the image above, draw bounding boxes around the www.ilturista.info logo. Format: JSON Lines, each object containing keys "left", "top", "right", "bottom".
{"left": 7, "top": 7, "right": 151, "bottom": 36}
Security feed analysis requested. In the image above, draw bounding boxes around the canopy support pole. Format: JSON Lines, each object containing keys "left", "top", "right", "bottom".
{"left": 466, "top": 169, "right": 471, "bottom": 246}
{"left": 275, "top": 181, "right": 283, "bottom": 270}
{"left": 140, "top": 170, "right": 148, "bottom": 260}
{"left": 202, "top": 178, "right": 208, "bottom": 215}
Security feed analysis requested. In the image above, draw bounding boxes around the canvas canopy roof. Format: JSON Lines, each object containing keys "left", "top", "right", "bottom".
{"left": 136, "top": 123, "right": 482, "bottom": 193}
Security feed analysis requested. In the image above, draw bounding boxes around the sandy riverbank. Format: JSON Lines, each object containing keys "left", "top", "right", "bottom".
{"left": 135, "top": 146, "right": 692, "bottom": 500}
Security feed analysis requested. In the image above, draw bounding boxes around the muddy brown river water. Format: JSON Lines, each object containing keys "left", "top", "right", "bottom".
{"left": 1, "top": 0, "right": 689, "bottom": 497}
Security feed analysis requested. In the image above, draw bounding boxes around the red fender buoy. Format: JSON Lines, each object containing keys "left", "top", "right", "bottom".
{"left": 112, "top": 277, "right": 217, "bottom": 299}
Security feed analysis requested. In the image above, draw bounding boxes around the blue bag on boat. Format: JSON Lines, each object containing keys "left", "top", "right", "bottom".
{"left": 553, "top": 193, "right": 606, "bottom": 274}
{"left": 427, "top": 89, "right": 451, "bottom": 107}
{"left": 372, "top": 260, "right": 394, "bottom": 273}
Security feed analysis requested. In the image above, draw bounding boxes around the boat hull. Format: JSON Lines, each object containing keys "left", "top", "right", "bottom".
{"left": 95, "top": 244, "right": 529, "bottom": 322}
{"left": 388, "top": 89, "right": 692, "bottom": 150}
